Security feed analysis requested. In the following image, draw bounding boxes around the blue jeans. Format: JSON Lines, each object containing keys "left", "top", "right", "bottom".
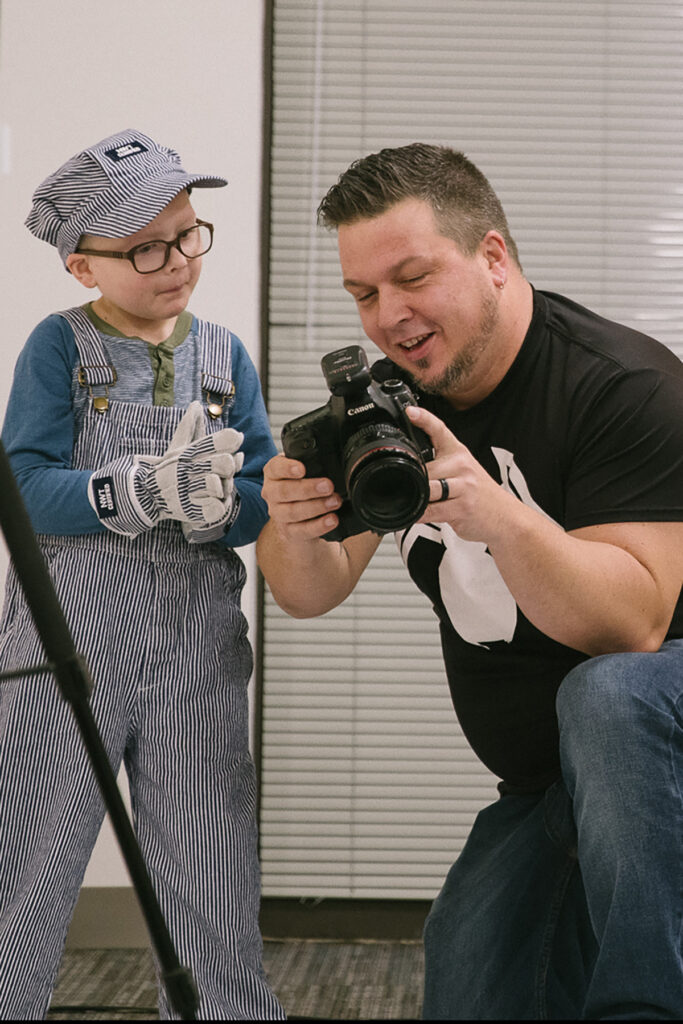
{"left": 423, "top": 640, "right": 683, "bottom": 1019}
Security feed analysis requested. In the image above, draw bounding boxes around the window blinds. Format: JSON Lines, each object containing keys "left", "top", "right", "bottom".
{"left": 260, "top": 0, "right": 683, "bottom": 899}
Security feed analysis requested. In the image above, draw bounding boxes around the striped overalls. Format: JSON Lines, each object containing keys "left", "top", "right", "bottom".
{"left": 0, "top": 309, "right": 284, "bottom": 1019}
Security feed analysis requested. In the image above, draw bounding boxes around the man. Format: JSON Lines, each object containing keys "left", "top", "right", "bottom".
{"left": 256, "top": 144, "right": 683, "bottom": 1019}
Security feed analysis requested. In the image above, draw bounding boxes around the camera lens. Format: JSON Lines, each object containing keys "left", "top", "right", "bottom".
{"left": 343, "top": 424, "right": 429, "bottom": 533}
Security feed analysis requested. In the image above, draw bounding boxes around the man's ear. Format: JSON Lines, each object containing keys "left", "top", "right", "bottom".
{"left": 66, "top": 252, "right": 98, "bottom": 287}
{"left": 480, "top": 230, "right": 508, "bottom": 289}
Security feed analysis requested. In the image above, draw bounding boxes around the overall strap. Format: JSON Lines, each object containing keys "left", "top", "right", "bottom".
{"left": 57, "top": 306, "right": 117, "bottom": 413}
{"left": 196, "top": 319, "right": 235, "bottom": 419}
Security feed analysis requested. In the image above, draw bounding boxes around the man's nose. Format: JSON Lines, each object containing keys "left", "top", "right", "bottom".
{"left": 376, "top": 288, "right": 411, "bottom": 330}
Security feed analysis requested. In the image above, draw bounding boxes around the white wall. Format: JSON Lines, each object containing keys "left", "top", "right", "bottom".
{"left": 0, "top": 0, "right": 266, "bottom": 884}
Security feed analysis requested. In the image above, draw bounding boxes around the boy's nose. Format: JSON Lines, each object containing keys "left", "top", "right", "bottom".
{"left": 167, "top": 242, "right": 190, "bottom": 269}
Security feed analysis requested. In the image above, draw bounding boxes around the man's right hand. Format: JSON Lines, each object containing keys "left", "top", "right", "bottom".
{"left": 261, "top": 453, "right": 343, "bottom": 540}
{"left": 257, "top": 453, "right": 380, "bottom": 617}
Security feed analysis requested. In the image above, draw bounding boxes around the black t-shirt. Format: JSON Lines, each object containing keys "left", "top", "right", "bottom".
{"left": 375, "top": 289, "right": 683, "bottom": 792}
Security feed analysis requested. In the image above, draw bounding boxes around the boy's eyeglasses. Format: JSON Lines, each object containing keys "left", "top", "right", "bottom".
{"left": 75, "top": 220, "right": 214, "bottom": 274}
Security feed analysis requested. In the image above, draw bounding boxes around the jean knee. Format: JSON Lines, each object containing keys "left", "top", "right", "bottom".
{"left": 557, "top": 646, "right": 682, "bottom": 789}
{"left": 559, "top": 646, "right": 680, "bottom": 725}
{"left": 557, "top": 654, "right": 632, "bottom": 731}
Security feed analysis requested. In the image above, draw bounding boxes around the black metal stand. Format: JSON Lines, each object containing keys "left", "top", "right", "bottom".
{"left": 0, "top": 440, "right": 198, "bottom": 1020}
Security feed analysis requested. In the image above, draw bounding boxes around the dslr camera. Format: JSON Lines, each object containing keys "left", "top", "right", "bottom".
{"left": 281, "top": 345, "right": 433, "bottom": 541}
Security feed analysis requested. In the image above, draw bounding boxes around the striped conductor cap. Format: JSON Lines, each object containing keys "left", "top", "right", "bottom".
{"left": 25, "top": 129, "right": 228, "bottom": 267}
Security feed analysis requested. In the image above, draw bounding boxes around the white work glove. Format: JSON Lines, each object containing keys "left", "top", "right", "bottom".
{"left": 170, "top": 401, "right": 244, "bottom": 544}
{"left": 88, "top": 402, "right": 244, "bottom": 539}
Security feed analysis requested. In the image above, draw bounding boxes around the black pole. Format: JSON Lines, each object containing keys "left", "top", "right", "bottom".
{"left": 0, "top": 440, "right": 198, "bottom": 1020}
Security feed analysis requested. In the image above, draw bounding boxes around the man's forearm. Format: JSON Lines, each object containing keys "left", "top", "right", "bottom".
{"left": 487, "top": 501, "right": 682, "bottom": 655}
{"left": 256, "top": 520, "right": 379, "bottom": 618}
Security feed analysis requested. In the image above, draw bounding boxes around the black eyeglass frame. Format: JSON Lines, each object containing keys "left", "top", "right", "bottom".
{"left": 75, "top": 219, "right": 214, "bottom": 274}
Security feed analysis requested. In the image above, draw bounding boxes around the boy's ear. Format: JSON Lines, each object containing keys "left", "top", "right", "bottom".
{"left": 66, "top": 252, "right": 98, "bottom": 287}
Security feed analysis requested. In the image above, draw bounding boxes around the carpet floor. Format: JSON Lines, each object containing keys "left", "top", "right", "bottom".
{"left": 47, "top": 939, "right": 425, "bottom": 1020}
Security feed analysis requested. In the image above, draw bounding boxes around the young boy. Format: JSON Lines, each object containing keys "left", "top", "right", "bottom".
{"left": 0, "top": 130, "right": 284, "bottom": 1020}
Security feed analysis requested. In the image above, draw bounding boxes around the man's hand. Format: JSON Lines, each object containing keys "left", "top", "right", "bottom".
{"left": 261, "top": 453, "right": 342, "bottom": 540}
{"left": 257, "top": 454, "right": 379, "bottom": 618}
{"left": 407, "top": 405, "right": 515, "bottom": 543}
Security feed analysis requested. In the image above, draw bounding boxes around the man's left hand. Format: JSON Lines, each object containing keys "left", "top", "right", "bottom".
{"left": 407, "top": 405, "right": 515, "bottom": 543}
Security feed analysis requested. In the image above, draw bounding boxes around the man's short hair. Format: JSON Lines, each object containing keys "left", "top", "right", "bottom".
{"left": 317, "top": 143, "right": 521, "bottom": 268}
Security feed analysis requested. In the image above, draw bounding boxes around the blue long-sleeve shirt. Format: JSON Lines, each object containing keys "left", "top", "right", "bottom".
{"left": 2, "top": 305, "right": 276, "bottom": 548}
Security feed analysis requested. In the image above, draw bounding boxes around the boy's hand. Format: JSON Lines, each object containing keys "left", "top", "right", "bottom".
{"left": 142, "top": 427, "right": 244, "bottom": 527}
{"left": 87, "top": 402, "right": 243, "bottom": 538}
{"left": 164, "top": 400, "right": 244, "bottom": 543}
